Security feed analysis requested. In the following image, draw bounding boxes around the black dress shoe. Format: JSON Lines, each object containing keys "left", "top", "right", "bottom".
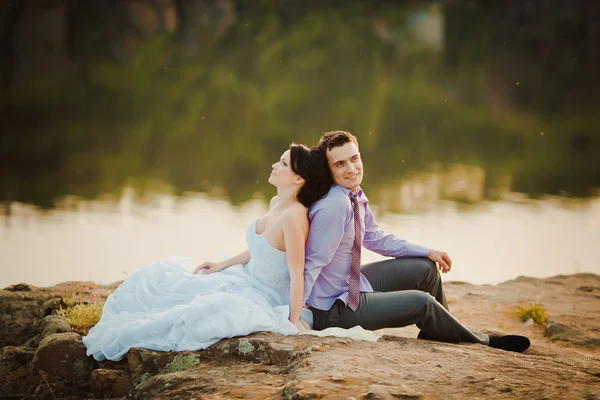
{"left": 488, "top": 335, "right": 531, "bottom": 353}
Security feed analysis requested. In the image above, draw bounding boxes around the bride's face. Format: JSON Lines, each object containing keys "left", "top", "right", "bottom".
{"left": 268, "top": 149, "right": 303, "bottom": 189}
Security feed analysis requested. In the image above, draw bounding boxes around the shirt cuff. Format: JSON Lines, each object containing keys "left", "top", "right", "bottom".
{"left": 405, "top": 243, "right": 430, "bottom": 258}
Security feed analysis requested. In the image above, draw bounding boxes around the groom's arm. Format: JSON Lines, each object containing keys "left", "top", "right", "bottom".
{"left": 302, "top": 195, "right": 347, "bottom": 305}
{"left": 362, "top": 202, "right": 430, "bottom": 258}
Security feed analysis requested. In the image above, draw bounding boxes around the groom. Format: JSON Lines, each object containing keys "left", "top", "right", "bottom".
{"left": 303, "top": 130, "right": 530, "bottom": 352}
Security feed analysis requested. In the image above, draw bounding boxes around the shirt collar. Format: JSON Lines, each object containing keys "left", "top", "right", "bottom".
{"left": 335, "top": 184, "right": 363, "bottom": 198}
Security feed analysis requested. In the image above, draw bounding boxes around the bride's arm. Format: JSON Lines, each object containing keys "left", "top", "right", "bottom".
{"left": 219, "top": 249, "right": 251, "bottom": 268}
{"left": 282, "top": 205, "right": 309, "bottom": 328}
{"left": 194, "top": 249, "right": 251, "bottom": 274}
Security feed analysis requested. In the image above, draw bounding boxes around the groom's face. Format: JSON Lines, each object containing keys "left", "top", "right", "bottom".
{"left": 326, "top": 142, "right": 363, "bottom": 192}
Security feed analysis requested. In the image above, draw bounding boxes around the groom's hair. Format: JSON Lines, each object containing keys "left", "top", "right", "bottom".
{"left": 317, "top": 131, "right": 359, "bottom": 154}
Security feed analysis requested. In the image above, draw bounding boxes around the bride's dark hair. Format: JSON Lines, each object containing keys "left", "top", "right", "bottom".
{"left": 289, "top": 143, "right": 333, "bottom": 208}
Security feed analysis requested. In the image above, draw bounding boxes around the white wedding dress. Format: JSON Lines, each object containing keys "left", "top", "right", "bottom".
{"left": 83, "top": 219, "right": 299, "bottom": 361}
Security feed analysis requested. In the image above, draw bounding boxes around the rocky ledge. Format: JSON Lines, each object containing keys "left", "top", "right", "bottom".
{"left": 1, "top": 274, "right": 599, "bottom": 399}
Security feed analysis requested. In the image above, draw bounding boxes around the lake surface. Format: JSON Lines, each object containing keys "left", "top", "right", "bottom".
{"left": 2, "top": 189, "right": 599, "bottom": 288}
{"left": 1, "top": 1, "right": 599, "bottom": 287}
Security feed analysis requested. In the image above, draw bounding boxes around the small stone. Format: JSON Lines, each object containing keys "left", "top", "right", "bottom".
{"left": 364, "top": 384, "right": 423, "bottom": 399}
{"left": 388, "top": 385, "right": 423, "bottom": 399}
{"left": 330, "top": 373, "right": 344, "bottom": 382}
{"left": 41, "top": 298, "right": 64, "bottom": 316}
{"left": 38, "top": 315, "right": 71, "bottom": 340}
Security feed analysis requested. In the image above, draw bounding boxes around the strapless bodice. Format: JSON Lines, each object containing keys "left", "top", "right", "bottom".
{"left": 244, "top": 219, "right": 290, "bottom": 304}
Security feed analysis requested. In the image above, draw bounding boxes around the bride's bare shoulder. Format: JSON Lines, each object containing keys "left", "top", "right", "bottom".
{"left": 269, "top": 196, "right": 279, "bottom": 210}
{"left": 280, "top": 203, "right": 309, "bottom": 239}
{"left": 282, "top": 202, "right": 308, "bottom": 223}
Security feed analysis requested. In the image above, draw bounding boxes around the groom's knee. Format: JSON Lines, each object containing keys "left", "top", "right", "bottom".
{"left": 413, "top": 258, "right": 439, "bottom": 281}
{"left": 412, "top": 290, "right": 435, "bottom": 307}
{"left": 403, "top": 291, "right": 437, "bottom": 322}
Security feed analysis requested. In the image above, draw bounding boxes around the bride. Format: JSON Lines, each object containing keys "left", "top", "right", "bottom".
{"left": 83, "top": 144, "right": 332, "bottom": 361}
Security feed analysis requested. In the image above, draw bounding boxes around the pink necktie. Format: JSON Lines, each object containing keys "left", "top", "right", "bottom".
{"left": 347, "top": 192, "right": 362, "bottom": 311}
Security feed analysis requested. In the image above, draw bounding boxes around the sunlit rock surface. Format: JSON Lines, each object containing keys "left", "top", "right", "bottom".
{"left": 1, "top": 274, "right": 599, "bottom": 398}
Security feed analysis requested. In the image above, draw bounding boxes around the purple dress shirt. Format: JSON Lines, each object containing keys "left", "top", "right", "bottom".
{"left": 303, "top": 185, "right": 431, "bottom": 310}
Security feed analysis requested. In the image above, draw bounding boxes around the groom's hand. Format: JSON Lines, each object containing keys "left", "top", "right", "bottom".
{"left": 428, "top": 250, "right": 452, "bottom": 273}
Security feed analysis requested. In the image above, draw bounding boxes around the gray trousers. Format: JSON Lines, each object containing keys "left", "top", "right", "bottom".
{"left": 310, "top": 258, "right": 489, "bottom": 345}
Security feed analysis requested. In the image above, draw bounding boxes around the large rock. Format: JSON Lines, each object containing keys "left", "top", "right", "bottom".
{"left": 3, "top": 274, "right": 600, "bottom": 399}
{"left": 31, "top": 332, "right": 95, "bottom": 389}
{"left": 0, "top": 346, "right": 37, "bottom": 398}
{"left": 38, "top": 315, "right": 71, "bottom": 339}
{"left": 204, "top": 334, "right": 315, "bottom": 365}
{"left": 127, "top": 348, "right": 180, "bottom": 386}
{"left": 126, "top": 333, "right": 344, "bottom": 386}
{"left": 24, "top": 315, "right": 72, "bottom": 349}
{"left": 125, "top": 333, "right": 347, "bottom": 399}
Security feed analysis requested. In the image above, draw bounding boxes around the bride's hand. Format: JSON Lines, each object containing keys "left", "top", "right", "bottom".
{"left": 194, "top": 261, "right": 225, "bottom": 274}
{"left": 296, "top": 320, "right": 311, "bottom": 333}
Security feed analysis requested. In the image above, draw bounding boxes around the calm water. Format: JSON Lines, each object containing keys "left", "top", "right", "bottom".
{"left": 1, "top": 190, "right": 599, "bottom": 288}
{"left": 1, "top": 1, "right": 599, "bottom": 287}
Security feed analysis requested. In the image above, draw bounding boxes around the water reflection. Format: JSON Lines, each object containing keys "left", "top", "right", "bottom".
{"left": 1, "top": 1, "right": 598, "bottom": 211}
{"left": 375, "top": 163, "right": 487, "bottom": 214}
{"left": 1, "top": 189, "right": 599, "bottom": 288}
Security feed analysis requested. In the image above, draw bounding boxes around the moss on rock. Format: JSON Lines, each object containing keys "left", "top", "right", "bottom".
{"left": 238, "top": 339, "right": 255, "bottom": 355}
{"left": 166, "top": 354, "right": 201, "bottom": 373}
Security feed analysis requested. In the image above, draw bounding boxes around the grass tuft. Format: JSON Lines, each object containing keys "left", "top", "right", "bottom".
{"left": 515, "top": 302, "right": 548, "bottom": 325}
{"left": 57, "top": 302, "right": 104, "bottom": 335}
